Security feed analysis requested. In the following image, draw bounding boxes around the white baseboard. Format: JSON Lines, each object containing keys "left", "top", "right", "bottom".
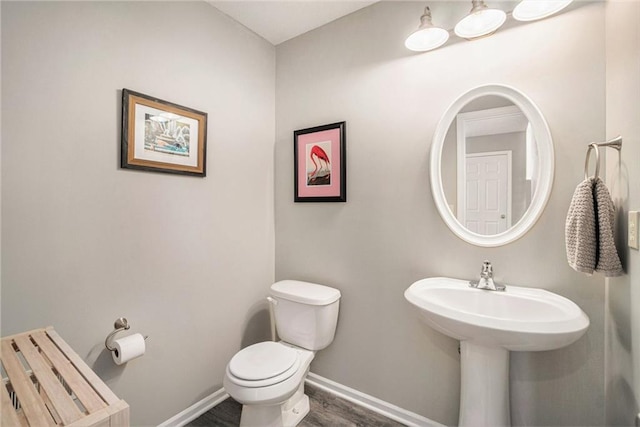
{"left": 158, "top": 372, "right": 445, "bottom": 427}
{"left": 305, "top": 372, "right": 445, "bottom": 427}
{"left": 157, "top": 388, "right": 229, "bottom": 427}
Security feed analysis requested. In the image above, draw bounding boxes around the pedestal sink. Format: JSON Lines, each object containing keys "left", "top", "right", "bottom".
{"left": 405, "top": 277, "right": 589, "bottom": 427}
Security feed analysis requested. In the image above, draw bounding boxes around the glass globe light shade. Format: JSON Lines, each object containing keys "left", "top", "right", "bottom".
{"left": 405, "top": 27, "right": 450, "bottom": 52}
{"left": 454, "top": 1, "right": 507, "bottom": 40}
{"left": 513, "top": 0, "right": 573, "bottom": 22}
{"left": 405, "top": 7, "right": 450, "bottom": 52}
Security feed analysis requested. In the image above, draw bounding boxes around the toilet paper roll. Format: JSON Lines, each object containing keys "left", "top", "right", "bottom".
{"left": 112, "top": 333, "right": 145, "bottom": 365}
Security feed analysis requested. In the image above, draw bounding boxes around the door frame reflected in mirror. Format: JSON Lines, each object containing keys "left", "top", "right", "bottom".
{"left": 456, "top": 105, "right": 530, "bottom": 233}
{"left": 430, "top": 84, "right": 554, "bottom": 247}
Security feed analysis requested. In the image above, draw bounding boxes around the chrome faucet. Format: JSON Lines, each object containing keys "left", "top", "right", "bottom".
{"left": 470, "top": 260, "right": 506, "bottom": 291}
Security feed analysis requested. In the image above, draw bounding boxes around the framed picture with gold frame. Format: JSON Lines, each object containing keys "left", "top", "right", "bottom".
{"left": 121, "top": 89, "right": 207, "bottom": 177}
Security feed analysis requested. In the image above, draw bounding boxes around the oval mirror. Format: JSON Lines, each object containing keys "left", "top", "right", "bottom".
{"left": 430, "top": 84, "right": 554, "bottom": 247}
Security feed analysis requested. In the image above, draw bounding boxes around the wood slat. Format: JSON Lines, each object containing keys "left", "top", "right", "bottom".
{"left": 31, "top": 330, "right": 107, "bottom": 414}
{"left": 69, "top": 400, "right": 129, "bottom": 427}
{"left": 0, "top": 340, "right": 55, "bottom": 426}
{"left": 16, "top": 409, "right": 30, "bottom": 427}
{"left": 1, "top": 381, "right": 25, "bottom": 427}
{"left": 107, "top": 400, "right": 130, "bottom": 427}
{"left": 44, "top": 328, "right": 119, "bottom": 405}
{"left": 39, "top": 385, "right": 64, "bottom": 425}
{"left": 13, "top": 335, "right": 84, "bottom": 424}
{"left": 68, "top": 408, "right": 112, "bottom": 427}
{"left": 1, "top": 327, "right": 53, "bottom": 342}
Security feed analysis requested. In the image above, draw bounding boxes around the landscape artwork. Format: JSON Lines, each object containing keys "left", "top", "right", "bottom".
{"left": 121, "top": 89, "right": 207, "bottom": 177}
{"left": 144, "top": 112, "right": 191, "bottom": 157}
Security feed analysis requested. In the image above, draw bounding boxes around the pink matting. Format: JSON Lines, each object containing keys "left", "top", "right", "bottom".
{"left": 297, "top": 128, "right": 341, "bottom": 198}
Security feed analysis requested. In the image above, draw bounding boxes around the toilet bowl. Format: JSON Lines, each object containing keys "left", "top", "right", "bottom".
{"left": 223, "top": 280, "right": 341, "bottom": 427}
{"left": 224, "top": 342, "right": 315, "bottom": 426}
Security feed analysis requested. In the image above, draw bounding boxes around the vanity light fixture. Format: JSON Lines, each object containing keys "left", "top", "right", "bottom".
{"left": 407, "top": 0, "right": 574, "bottom": 52}
{"left": 454, "top": 0, "right": 506, "bottom": 40}
{"left": 404, "top": 6, "right": 450, "bottom": 52}
{"left": 512, "top": 0, "right": 573, "bottom": 22}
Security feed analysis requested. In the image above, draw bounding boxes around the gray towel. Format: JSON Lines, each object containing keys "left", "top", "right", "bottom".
{"left": 566, "top": 178, "right": 597, "bottom": 274}
{"left": 593, "top": 178, "right": 623, "bottom": 276}
{"left": 565, "top": 177, "right": 623, "bottom": 276}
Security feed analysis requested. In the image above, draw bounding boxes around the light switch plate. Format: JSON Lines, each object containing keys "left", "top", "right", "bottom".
{"left": 629, "top": 211, "right": 639, "bottom": 250}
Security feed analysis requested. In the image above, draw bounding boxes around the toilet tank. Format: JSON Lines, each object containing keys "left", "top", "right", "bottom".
{"left": 270, "top": 280, "right": 341, "bottom": 351}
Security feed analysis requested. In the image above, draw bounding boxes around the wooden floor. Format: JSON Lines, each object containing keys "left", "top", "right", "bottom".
{"left": 187, "top": 384, "right": 406, "bottom": 427}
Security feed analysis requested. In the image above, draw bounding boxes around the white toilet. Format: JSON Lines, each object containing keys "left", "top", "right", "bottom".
{"left": 223, "top": 280, "right": 341, "bottom": 427}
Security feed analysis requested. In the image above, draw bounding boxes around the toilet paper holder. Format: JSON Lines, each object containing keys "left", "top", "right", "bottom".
{"left": 104, "top": 317, "right": 148, "bottom": 352}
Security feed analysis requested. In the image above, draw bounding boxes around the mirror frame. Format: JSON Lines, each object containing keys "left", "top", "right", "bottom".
{"left": 430, "top": 84, "right": 554, "bottom": 247}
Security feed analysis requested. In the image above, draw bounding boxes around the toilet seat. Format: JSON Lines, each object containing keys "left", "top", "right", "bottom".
{"left": 227, "top": 342, "right": 301, "bottom": 388}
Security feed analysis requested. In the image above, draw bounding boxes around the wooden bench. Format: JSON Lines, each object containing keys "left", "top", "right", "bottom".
{"left": 1, "top": 327, "right": 129, "bottom": 426}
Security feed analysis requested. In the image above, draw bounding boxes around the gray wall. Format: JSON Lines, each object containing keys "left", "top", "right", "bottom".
{"left": 275, "top": 2, "right": 606, "bottom": 426}
{"left": 1, "top": 2, "right": 275, "bottom": 425}
{"left": 605, "top": 1, "right": 640, "bottom": 425}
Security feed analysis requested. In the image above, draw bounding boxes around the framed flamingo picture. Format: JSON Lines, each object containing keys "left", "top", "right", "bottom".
{"left": 294, "top": 121, "right": 346, "bottom": 202}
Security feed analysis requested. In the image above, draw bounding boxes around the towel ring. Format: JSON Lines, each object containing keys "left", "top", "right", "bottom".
{"left": 584, "top": 143, "right": 600, "bottom": 180}
{"left": 583, "top": 136, "right": 623, "bottom": 180}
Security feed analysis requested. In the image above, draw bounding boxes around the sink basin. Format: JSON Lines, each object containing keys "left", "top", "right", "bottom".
{"left": 405, "top": 277, "right": 589, "bottom": 427}
{"left": 405, "top": 277, "right": 589, "bottom": 351}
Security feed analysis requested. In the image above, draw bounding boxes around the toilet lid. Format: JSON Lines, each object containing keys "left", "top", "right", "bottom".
{"left": 229, "top": 342, "right": 298, "bottom": 381}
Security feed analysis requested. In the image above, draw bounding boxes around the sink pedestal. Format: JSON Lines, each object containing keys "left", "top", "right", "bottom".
{"left": 459, "top": 342, "right": 510, "bottom": 427}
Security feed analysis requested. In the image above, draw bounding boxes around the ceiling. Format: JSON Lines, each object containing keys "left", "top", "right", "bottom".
{"left": 208, "top": 1, "right": 377, "bottom": 45}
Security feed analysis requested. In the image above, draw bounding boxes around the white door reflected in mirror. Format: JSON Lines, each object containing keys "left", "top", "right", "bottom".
{"left": 464, "top": 151, "right": 510, "bottom": 234}
{"left": 432, "top": 85, "right": 554, "bottom": 247}
{"left": 446, "top": 101, "right": 538, "bottom": 235}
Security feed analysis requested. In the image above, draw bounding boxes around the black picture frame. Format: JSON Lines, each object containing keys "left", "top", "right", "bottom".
{"left": 293, "top": 121, "right": 346, "bottom": 202}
